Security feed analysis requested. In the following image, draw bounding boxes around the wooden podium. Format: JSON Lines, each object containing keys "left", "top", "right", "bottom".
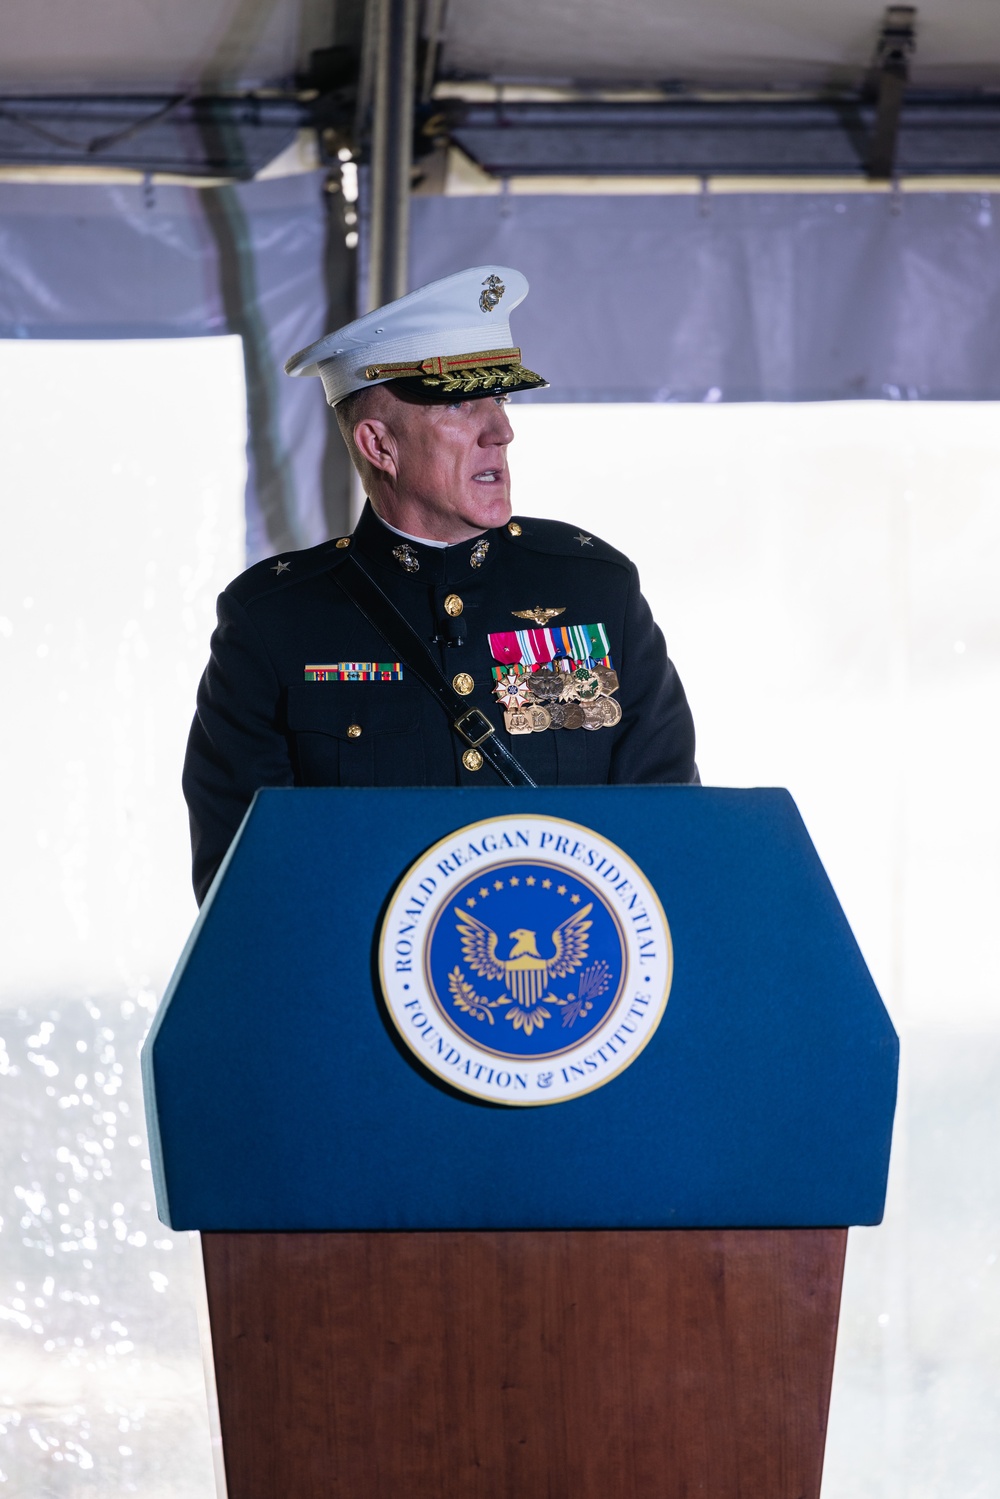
{"left": 144, "top": 787, "right": 897, "bottom": 1498}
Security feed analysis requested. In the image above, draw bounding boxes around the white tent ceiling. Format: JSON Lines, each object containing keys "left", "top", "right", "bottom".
{"left": 439, "top": 0, "right": 1000, "bottom": 92}
{"left": 1, "top": 0, "right": 998, "bottom": 97}
{"left": 0, "top": 0, "right": 336, "bottom": 95}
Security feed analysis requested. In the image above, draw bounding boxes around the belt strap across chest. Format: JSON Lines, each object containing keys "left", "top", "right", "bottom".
{"left": 333, "top": 555, "right": 538, "bottom": 789}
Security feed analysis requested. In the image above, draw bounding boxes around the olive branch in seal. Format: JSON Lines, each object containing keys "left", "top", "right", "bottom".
{"left": 422, "top": 364, "right": 545, "bottom": 395}
{"left": 561, "top": 959, "right": 612, "bottom": 1027}
{"left": 448, "top": 966, "right": 510, "bottom": 1025}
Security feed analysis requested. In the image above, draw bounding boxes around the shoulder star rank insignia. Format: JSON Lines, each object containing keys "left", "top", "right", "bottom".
{"left": 271, "top": 559, "right": 291, "bottom": 575}
{"left": 573, "top": 533, "right": 593, "bottom": 547}
{"left": 511, "top": 606, "right": 566, "bottom": 626}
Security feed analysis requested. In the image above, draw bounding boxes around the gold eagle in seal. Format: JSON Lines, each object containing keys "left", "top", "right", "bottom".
{"left": 453, "top": 903, "right": 593, "bottom": 1011}
{"left": 511, "top": 606, "right": 566, "bottom": 626}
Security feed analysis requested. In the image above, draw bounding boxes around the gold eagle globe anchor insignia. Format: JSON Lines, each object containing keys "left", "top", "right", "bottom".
{"left": 449, "top": 903, "right": 612, "bottom": 1036}
{"left": 479, "top": 273, "right": 505, "bottom": 312}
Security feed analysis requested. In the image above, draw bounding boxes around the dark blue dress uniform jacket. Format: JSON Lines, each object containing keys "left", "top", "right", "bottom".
{"left": 183, "top": 502, "right": 698, "bottom": 903}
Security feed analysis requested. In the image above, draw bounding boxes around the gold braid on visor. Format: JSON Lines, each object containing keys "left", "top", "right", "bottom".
{"left": 364, "top": 347, "right": 546, "bottom": 395}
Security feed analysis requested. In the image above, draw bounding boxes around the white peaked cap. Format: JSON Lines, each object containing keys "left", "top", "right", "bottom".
{"left": 283, "top": 265, "right": 545, "bottom": 406}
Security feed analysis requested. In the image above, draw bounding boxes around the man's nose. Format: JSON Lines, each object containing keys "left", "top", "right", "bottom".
{"left": 478, "top": 401, "right": 514, "bottom": 447}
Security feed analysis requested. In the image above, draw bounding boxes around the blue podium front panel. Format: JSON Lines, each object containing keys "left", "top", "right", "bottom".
{"left": 142, "top": 787, "right": 898, "bottom": 1230}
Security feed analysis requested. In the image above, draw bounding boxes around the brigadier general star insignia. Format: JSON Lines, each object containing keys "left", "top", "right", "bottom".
{"left": 573, "top": 533, "right": 593, "bottom": 547}
{"left": 271, "top": 559, "right": 291, "bottom": 575}
{"left": 511, "top": 606, "right": 566, "bottom": 626}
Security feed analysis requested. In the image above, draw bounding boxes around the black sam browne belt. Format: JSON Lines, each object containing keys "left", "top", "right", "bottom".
{"left": 333, "top": 554, "right": 538, "bottom": 788}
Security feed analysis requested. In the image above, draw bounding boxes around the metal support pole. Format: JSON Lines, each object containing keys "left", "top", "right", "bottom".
{"left": 367, "top": 0, "right": 418, "bottom": 311}
{"left": 868, "top": 5, "right": 917, "bottom": 180}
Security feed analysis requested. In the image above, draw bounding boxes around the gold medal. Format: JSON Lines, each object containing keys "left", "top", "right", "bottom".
{"left": 504, "top": 708, "right": 534, "bottom": 735}
{"left": 491, "top": 649, "right": 621, "bottom": 734}
{"left": 557, "top": 666, "right": 600, "bottom": 703}
{"left": 549, "top": 701, "right": 585, "bottom": 730}
{"left": 581, "top": 696, "right": 623, "bottom": 729}
{"left": 573, "top": 667, "right": 602, "bottom": 701}
{"left": 525, "top": 668, "right": 565, "bottom": 702}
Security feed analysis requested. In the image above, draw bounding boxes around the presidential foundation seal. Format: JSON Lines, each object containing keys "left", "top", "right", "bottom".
{"left": 378, "top": 815, "right": 672, "bottom": 1105}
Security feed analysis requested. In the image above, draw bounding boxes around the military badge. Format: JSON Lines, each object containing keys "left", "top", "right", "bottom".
{"left": 504, "top": 703, "right": 551, "bottom": 734}
{"left": 379, "top": 814, "right": 672, "bottom": 1105}
{"left": 504, "top": 708, "right": 533, "bottom": 735}
{"left": 493, "top": 666, "right": 530, "bottom": 710}
{"left": 304, "top": 662, "right": 403, "bottom": 681}
{"left": 392, "top": 543, "right": 419, "bottom": 573}
{"left": 485, "top": 623, "right": 620, "bottom": 736}
{"left": 479, "top": 273, "right": 505, "bottom": 312}
{"left": 511, "top": 606, "right": 565, "bottom": 626}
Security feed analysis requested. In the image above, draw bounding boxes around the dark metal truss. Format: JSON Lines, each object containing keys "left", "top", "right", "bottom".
{"left": 442, "top": 93, "right": 1000, "bottom": 180}
{"left": 0, "top": 96, "right": 311, "bottom": 179}
{"left": 2, "top": 86, "right": 1000, "bottom": 182}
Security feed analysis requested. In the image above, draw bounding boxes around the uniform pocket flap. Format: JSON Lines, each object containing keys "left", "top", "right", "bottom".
{"left": 286, "top": 682, "right": 421, "bottom": 738}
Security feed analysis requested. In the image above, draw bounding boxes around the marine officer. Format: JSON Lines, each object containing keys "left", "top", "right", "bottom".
{"left": 183, "top": 265, "right": 698, "bottom": 903}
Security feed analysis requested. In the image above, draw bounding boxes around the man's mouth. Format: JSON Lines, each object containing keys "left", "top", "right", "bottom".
{"left": 472, "top": 469, "right": 501, "bottom": 483}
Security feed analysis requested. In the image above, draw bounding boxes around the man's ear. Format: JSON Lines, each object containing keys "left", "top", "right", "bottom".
{"left": 353, "top": 417, "right": 397, "bottom": 477}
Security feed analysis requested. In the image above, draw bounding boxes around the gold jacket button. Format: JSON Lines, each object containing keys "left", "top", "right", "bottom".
{"left": 507, "top": 520, "right": 522, "bottom": 536}
{"left": 462, "top": 747, "right": 484, "bottom": 772}
{"left": 453, "top": 672, "right": 475, "bottom": 696}
{"left": 443, "top": 593, "right": 464, "bottom": 616}
{"left": 346, "top": 723, "right": 362, "bottom": 739}
{"left": 335, "top": 537, "right": 351, "bottom": 548}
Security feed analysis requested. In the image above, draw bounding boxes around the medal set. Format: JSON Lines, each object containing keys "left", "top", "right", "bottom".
{"left": 493, "top": 662, "right": 622, "bottom": 735}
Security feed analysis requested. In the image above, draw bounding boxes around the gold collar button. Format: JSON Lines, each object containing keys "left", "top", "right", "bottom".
{"left": 507, "top": 521, "right": 522, "bottom": 536}
{"left": 443, "top": 593, "right": 464, "bottom": 617}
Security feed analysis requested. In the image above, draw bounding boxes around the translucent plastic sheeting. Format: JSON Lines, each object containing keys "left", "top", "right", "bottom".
{"left": 0, "top": 337, "right": 245, "bottom": 1496}
{"left": 4, "top": 378, "right": 999, "bottom": 1494}
{"left": 410, "top": 192, "right": 1000, "bottom": 406}
{"left": 508, "top": 399, "right": 1000, "bottom": 1498}
{"left": 0, "top": 173, "right": 345, "bottom": 562}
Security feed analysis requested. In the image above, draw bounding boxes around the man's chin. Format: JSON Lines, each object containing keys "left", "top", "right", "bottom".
{"left": 464, "top": 482, "right": 511, "bottom": 522}
{"left": 446, "top": 491, "right": 503, "bottom": 533}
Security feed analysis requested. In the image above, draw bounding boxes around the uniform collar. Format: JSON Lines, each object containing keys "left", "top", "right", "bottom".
{"left": 377, "top": 515, "right": 449, "bottom": 549}
{"left": 352, "top": 499, "right": 500, "bottom": 585}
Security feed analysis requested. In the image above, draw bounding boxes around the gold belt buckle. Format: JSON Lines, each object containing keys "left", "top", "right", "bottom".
{"left": 454, "top": 707, "right": 495, "bottom": 748}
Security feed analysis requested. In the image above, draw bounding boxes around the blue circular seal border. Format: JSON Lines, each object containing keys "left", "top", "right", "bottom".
{"left": 378, "top": 814, "right": 673, "bottom": 1107}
